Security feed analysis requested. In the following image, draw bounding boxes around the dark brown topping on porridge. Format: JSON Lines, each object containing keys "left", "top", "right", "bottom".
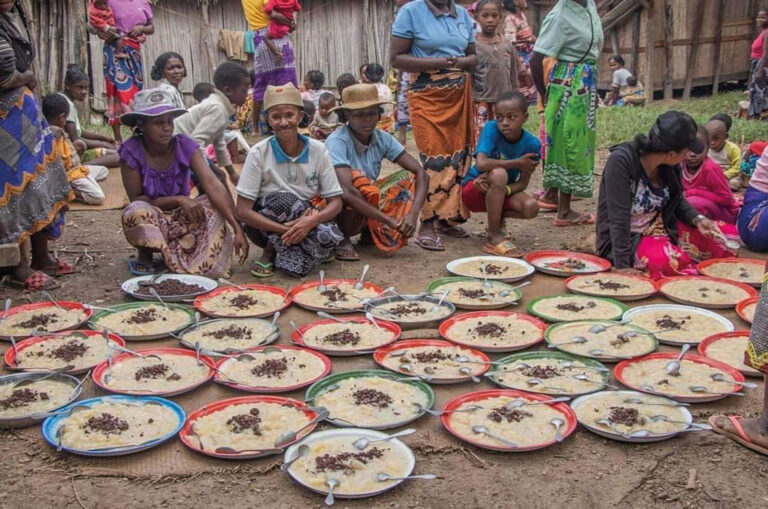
{"left": 352, "top": 388, "right": 393, "bottom": 408}
{"left": 314, "top": 447, "right": 385, "bottom": 473}
{"left": 739, "top": 268, "right": 750, "bottom": 278}
{"left": 320, "top": 287, "right": 348, "bottom": 302}
{"left": 229, "top": 294, "right": 259, "bottom": 310}
{"left": 126, "top": 308, "right": 164, "bottom": 325}
{"left": 18, "top": 313, "right": 60, "bottom": 330}
{"left": 594, "top": 280, "right": 630, "bottom": 291}
{"left": 487, "top": 406, "right": 532, "bottom": 423}
{"left": 134, "top": 363, "right": 181, "bottom": 382}
{"left": 521, "top": 365, "right": 560, "bottom": 379}
{"left": 387, "top": 302, "right": 428, "bottom": 317}
{"left": 657, "top": 379, "right": 670, "bottom": 385}
{"left": 608, "top": 406, "right": 645, "bottom": 427}
{"left": 251, "top": 358, "right": 289, "bottom": 378}
{"left": 321, "top": 329, "right": 361, "bottom": 346}
{"left": 557, "top": 258, "right": 587, "bottom": 271}
{"left": 203, "top": 325, "right": 253, "bottom": 340}
{"left": 654, "top": 314, "right": 689, "bottom": 330}
{"left": 0, "top": 388, "right": 49, "bottom": 409}
{"left": 473, "top": 322, "right": 507, "bottom": 338}
{"left": 84, "top": 412, "right": 129, "bottom": 435}
{"left": 484, "top": 264, "right": 507, "bottom": 275}
{"left": 48, "top": 340, "right": 89, "bottom": 362}
{"left": 167, "top": 373, "right": 182, "bottom": 381}
{"left": 135, "top": 280, "right": 205, "bottom": 296}
{"left": 457, "top": 288, "right": 487, "bottom": 299}
{"left": 610, "top": 335, "right": 631, "bottom": 347}
{"left": 556, "top": 301, "right": 597, "bottom": 313}
{"left": 227, "top": 408, "right": 262, "bottom": 435}
{"left": 408, "top": 349, "right": 450, "bottom": 364}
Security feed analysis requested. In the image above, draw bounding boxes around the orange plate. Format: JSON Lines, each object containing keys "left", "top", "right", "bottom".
{"left": 696, "top": 257, "right": 766, "bottom": 287}
{"left": 565, "top": 273, "right": 659, "bottom": 301}
{"left": 193, "top": 284, "right": 291, "bottom": 318}
{"left": 736, "top": 296, "right": 759, "bottom": 324}
{"left": 524, "top": 250, "right": 611, "bottom": 277}
{"left": 0, "top": 301, "right": 92, "bottom": 340}
{"left": 291, "top": 316, "right": 401, "bottom": 356}
{"left": 698, "top": 330, "right": 762, "bottom": 378}
{"left": 290, "top": 279, "right": 383, "bottom": 313}
{"left": 657, "top": 276, "right": 757, "bottom": 309}
{"left": 438, "top": 310, "right": 546, "bottom": 352}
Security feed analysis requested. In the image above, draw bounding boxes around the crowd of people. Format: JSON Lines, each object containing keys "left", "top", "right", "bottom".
{"left": 0, "top": 0, "right": 767, "bottom": 454}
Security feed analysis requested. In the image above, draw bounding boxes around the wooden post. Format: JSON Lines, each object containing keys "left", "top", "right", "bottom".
{"left": 631, "top": 11, "right": 641, "bottom": 75}
{"left": 682, "top": 0, "right": 704, "bottom": 101}
{"left": 644, "top": 3, "right": 655, "bottom": 103}
{"left": 533, "top": 1, "right": 542, "bottom": 34}
{"left": 663, "top": 0, "right": 673, "bottom": 100}
{"left": 610, "top": 29, "right": 620, "bottom": 57}
{"left": 201, "top": 1, "right": 217, "bottom": 76}
{"left": 712, "top": 0, "right": 725, "bottom": 95}
{"left": 362, "top": 0, "right": 370, "bottom": 64}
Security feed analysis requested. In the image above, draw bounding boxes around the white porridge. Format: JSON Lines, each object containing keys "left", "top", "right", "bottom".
{"left": 0, "top": 379, "right": 74, "bottom": 418}
{"left": 101, "top": 354, "right": 210, "bottom": 393}
{"left": 434, "top": 280, "right": 518, "bottom": 307}
{"left": 703, "top": 335, "right": 761, "bottom": 376}
{"left": 181, "top": 319, "right": 276, "bottom": 352}
{"left": 217, "top": 349, "right": 327, "bottom": 388}
{"left": 628, "top": 309, "right": 729, "bottom": 344}
{"left": 530, "top": 295, "right": 624, "bottom": 322}
{"left": 0, "top": 307, "right": 86, "bottom": 337}
{"left": 547, "top": 322, "right": 656, "bottom": 358}
{"left": 92, "top": 304, "right": 192, "bottom": 337}
{"left": 574, "top": 392, "right": 689, "bottom": 435}
{"left": 452, "top": 259, "right": 529, "bottom": 279}
{"left": 442, "top": 314, "right": 542, "bottom": 349}
{"left": 491, "top": 358, "right": 605, "bottom": 395}
{"left": 301, "top": 322, "right": 396, "bottom": 351}
{"left": 369, "top": 300, "right": 451, "bottom": 323}
{"left": 699, "top": 261, "right": 764, "bottom": 286}
{"left": 568, "top": 274, "right": 656, "bottom": 299}
{"left": 15, "top": 333, "right": 119, "bottom": 371}
{"left": 293, "top": 282, "right": 379, "bottom": 311}
{"left": 621, "top": 358, "right": 735, "bottom": 398}
{"left": 198, "top": 289, "right": 286, "bottom": 317}
{"left": 661, "top": 279, "right": 751, "bottom": 307}
{"left": 379, "top": 344, "right": 486, "bottom": 378}
{"left": 742, "top": 301, "right": 756, "bottom": 323}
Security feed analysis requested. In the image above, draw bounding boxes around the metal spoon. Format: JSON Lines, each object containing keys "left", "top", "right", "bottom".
{"left": 618, "top": 328, "right": 677, "bottom": 339}
{"left": 275, "top": 408, "right": 330, "bottom": 447}
{"left": 525, "top": 378, "right": 568, "bottom": 391}
{"left": 12, "top": 365, "right": 75, "bottom": 389}
{"left": 214, "top": 446, "right": 284, "bottom": 455}
{"left": 649, "top": 415, "right": 713, "bottom": 429}
{"left": 471, "top": 425, "right": 517, "bottom": 448}
{"left": 325, "top": 479, "right": 339, "bottom": 507}
{"left": 107, "top": 339, "right": 163, "bottom": 362}
{"left": 352, "top": 428, "right": 416, "bottom": 451}
{"left": 317, "top": 270, "right": 327, "bottom": 292}
{"left": 558, "top": 360, "right": 610, "bottom": 372}
{"left": 317, "top": 311, "right": 346, "bottom": 323}
{"left": 710, "top": 374, "right": 757, "bottom": 389}
{"left": 665, "top": 344, "right": 691, "bottom": 376}
{"left": 41, "top": 291, "right": 65, "bottom": 311}
{"left": 455, "top": 355, "right": 503, "bottom": 366}
{"left": 365, "top": 312, "right": 383, "bottom": 331}
{"left": 377, "top": 473, "right": 436, "bottom": 482}
{"left": 354, "top": 264, "right": 370, "bottom": 290}
{"left": 623, "top": 398, "right": 690, "bottom": 407}
{"left": 571, "top": 374, "right": 620, "bottom": 389}
{"left": 431, "top": 290, "right": 449, "bottom": 313}
{"left": 138, "top": 269, "right": 168, "bottom": 287}
{"left": 479, "top": 263, "right": 492, "bottom": 289}
{"left": 548, "top": 336, "right": 588, "bottom": 348}
{"left": 550, "top": 417, "right": 565, "bottom": 442}
{"left": 688, "top": 386, "right": 745, "bottom": 397}
{"left": 217, "top": 277, "right": 246, "bottom": 290}
{"left": 588, "top": 320, "right": 630, "bottom": 334}
{"left": 458, "top": 366, "right": 480, "bottom": 382}
{"left": 289, "top": 320, "right": 304, "bottom": 339}
{"left": 149, "top": 288, "right": 170, "bottom": 309}
{"left": 412, "top": 402, "right": 482, "bottom": 416}
{"left": 505, "top": 397, "right": 571, "bottom": 409}
{"left": 596, "top": 418, "right": 651, "bottom": 438}
{"left": 281, "top": 444, "right": 310, "bottom": 471}
{"left": 270, "top": 311, "right": 280, "bottom": 328}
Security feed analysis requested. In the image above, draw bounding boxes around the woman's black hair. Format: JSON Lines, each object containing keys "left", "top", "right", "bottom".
{"left": 41, "top": 93, "right": 70, "bottom": 119}
{"left": 610, "top": 54, "right": 625, "bottom": 66}
{"left": 363, "top": 63, "right": 385, "bottom": 83}
{"left": 502, "top": 0, "right": 517, "bottom": 12}
{"left": 150, "top": 52, "right": 187, "bottom": 81}
{"left": 305, "top": 70, "right": 325, "bottom": 90}
{"left": 709, "top": 112, "right": 732, "bottom": 132}
{"left": 64, "top": 64, "right": 88, "bottom": 85}
{"left": 213, "top": 61, "right": 250, "bottom": 90}
{"left": 478, "top": 0, "right": 503, "bottom": 13}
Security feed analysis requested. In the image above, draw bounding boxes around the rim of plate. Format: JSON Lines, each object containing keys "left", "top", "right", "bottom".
{"left": 193, "top": 284, "right": 291, "bottom": 318}
{"left": 291, "top": 316, "right": 401, "bottom": 355}
{"left": 622, "top": 304, "right": 735, "bottom": 340}
{"left": 657, "top": 276, "right": 758, "bottom": 308}
{"left": 121, "top": 274, "right": 217, "bottom": 301}
{"left": 176, "top": 317, "right": 281, "bottom": 356}
{"left": 564, "top": 273, "right": 659, "bottom": 300}
{"left": 425, "top": 276, "right": 522, "bottom": 308}
{"left": 290, "top": 279, "right": 384, "bottom": 313}
{"left": 88, "top": 302, "right": 196, "bottom": 341}
{"left": 543, "top": 319, "right": 659, "bottom": 360}
{"left": 373, "top": 339, "right": 490, "bottom": 382}
{"left": 696, "top": 257, "right": 766, "bottom": 286}
{"left": 736, "top": 296, "right": 758, "bottom": 324}
{"left": 526, "top": 294, "right": 629, "bottom": 322}
{"left": 4, "top": 330, "right": 125, "bottom": 374}
{"left": 0, "top": 301, "right": 93, "bottom": 341}
{"left": 438, "top": 310, "right": 546, "bottom": 352}
{"left": 697, "top": 331, "right": 762, "bottom": 377}
{"left": 445, "top": 256, "right": 535, "bottom": 281}
{"left": 523, "top": 250, "right": 611, "bottom": 275}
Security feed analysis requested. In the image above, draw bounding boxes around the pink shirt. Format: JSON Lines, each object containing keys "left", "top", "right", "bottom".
{"left": 751, "top": 145, "right": 768, "bottom": 194}
{"left": 682, "top": 156, "right": 740, "bottom": 216}
{"left": 752, "top": 30, "right": 766, "bottom": 59}
{"left": 108, "top": 0, "right": 152, "bottom": 34}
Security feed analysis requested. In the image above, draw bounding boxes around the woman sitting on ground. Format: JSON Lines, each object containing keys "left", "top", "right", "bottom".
{"left": 596, "top": 111, "right": 739, "bottom": 279}
{"left": 120, "top": 89, "right": 248, "bottom": 277}
{"left": 236, "top": 84, "right": 344, "bottom": 278}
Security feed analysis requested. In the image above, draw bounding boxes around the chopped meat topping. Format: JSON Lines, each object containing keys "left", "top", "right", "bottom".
{"left": 352, "top": 388, "right": 393, "bottom": 408}
{"left": 227, "top": 408, "right": 262, "bottom": 435}
{"left": 608, "top": 406, "right": 645, "bottom": 427}
{"left": 487, "top": 406, "right": 532, "bottom": 423}
{"left": 126, "top": 308, "right": 163, "bottom": 324}
{"left": 135, "top": 280, "right": 205, "bottom": 296}
{"left": 84, "top": 412, "right": 129, "bottom": 435}
{"left": 594, "top": 280, "right": 630, "bottom": 291}
{"left": 386, "top": 302, "right": 428, "bottom": 317}
{"left": 203, "top": 325, "right": 253, "bottom": 340}
{"left": 48, "top": 340, "right": 89, "bottom": 362}
{"left": 654, "top": 314, "right": 689, "bottom": 330}
{"left": 484, "top": 264, "right": 507, "bottom": 275}
{"left": 457, "top": 288, "right": 487, "bottom": 299}
{"left": 555, "top": 258, "right": 587, "bottom": 271}
{"left": 18, "top": 313, "right": 60, "bottom": 329}
{"left": 229, "top": 294, "right": 259, "bottom": 310}
{"left": 610, "top": 335, "right": 631, "bottom": 347}
{"left": 133, "top": 363, "right": 181, "bottom": 382}
{"left": 473, "top": 322, "right": 507, "bottom": 338}
{"left": 321, "top": 329, "right": 361, "bottom": 346}
{"left": 314, "top": 447, "right": 385, "bottom": 473}
{"left": 521, "top": 365, "right": 560, "bottom": 379}
{"left": 556, "top": 301, "right": 596, "bottom": 312}
{"left": 408, "top": 349, "right": 450, "bottom": 364}
{"left": 320, "top": 287, "right": 348, "bottom": 302}
{"left": 0, "top": 388, "right": 49, "bottom": 409}
{"left": 251, "top": 358, "right": 289, "bottom": 378}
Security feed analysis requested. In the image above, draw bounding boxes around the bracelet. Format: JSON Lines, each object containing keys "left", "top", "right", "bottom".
{"left": 693, "top": 214, "right": 706, "bottom": 226}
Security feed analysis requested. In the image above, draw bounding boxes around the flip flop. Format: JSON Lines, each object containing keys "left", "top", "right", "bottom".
{"left": 554, "top": 213, "right": 596, "bottom": 227}
{"left": 335, "top": 243, "right": 360, "bottom": 262}
{"left": 10, "top": 271, "right": 60, "bottom": 291}
{"left": 414, "top": 236, "right": 445, "bottom": 252}
{"left": 128, "top": 259, "right": 161, "bottom": 276}
{"left": 482, "top": 240, "right": 523, "bottom": 258}
{"left": 709, "top": 415, "right": 768, "bottom": 457}
{"left": 537, "top": 199, "right": 558, "bottom": 212}
{"left": 39, "top": 260, "right": 76, "bottom": 276}
{"left": 250, "top": 261, "right": 274, "bottom": 278}
{"left": 435, "top": 224, "right": 470, "bottom": 238}
{"left": 321, "top": 253, "right": 336, "bottom": 264}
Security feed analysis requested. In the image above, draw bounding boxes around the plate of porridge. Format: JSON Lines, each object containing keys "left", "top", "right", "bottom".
{"left": 697, "top": 258, "right": 765, "bottom": 287}
{"left": 373, "top": 339, "right": 490, "bottom": 383}
{"left": 41, "top": 395, "right": 185, "bottom": 456}
{"left": 441, "top": 389, "right": 578, "bottom": 451}
{"left": 527, "top": 294, "right": 628, "bottom": 322}
{"left": 304, "top": 370, "right": 435, "bottom": 429}
{"left": 292, "top": 316, "right": 401, "bottom": 356}
{"left": 614, "top": 353, "right": 746, "bottom": 402}
{"left": 486, "top": 351, "right": 609, "bottom": 396}
{"left": 622, "top": 304, "right": 734, "bottom": 345}
{"left": 194, "top": 285, "right": 291, "bottom": 318}
{"left": 736, "top": 296, "right": 758, "bottom": 324}
{"left": 426, "top": 277, "right": 522, "bottom": 310}
{"left": 524, "top": 251, "right": 611, "bottom": 277}
{"left": 4, "top": 330, "right": 125, "bottom": 374}
{"left": 283, "top": 428, "right": 416, "bottom": 500}
{"left": 698, "top": 331, "right": 762, "bottom": 378}
{"left": 122, "top": 274, "right": 217, "bottom": 302}
{"left": 291, "top": 279, "right": 383, "bottom": 313}
{"left": 89, "top": 303, "right": 196, "bottom": 341}
{"left": 0, "top": 372, "right": 82, "bottom": 428}
{"left": 446, "top": 256, "right": 534, "bottom": 283}
{"left": 658, "top": 276, "right": 757, "bottom": 309}
{"left": 0, "top": 301, "right": 92, "bottom": 340}
{"left": 177, "top": 318, "right": 280, "bottom": 355}
{"left": 565, "top": 273, "right": 658, "bottom": 301}
{"left": 93, "top": 348, "right": 215, "bottom": 397}
{"left": 214, "top": 345, "right": 331, "bottom": 393}
{"left": 571, "top": 390, "right": 695, "bottom": 443}
{"left": 365, "top": 295, "right": 455, "bottom": 330}
{"left": 438, "top": 311, "right": 546, "bottom": 352}
{"left": 544, "top": 320, "right": 658, "bottom": 361}
{"left": 179, "top": 396, "right": 321, "bottom": 459}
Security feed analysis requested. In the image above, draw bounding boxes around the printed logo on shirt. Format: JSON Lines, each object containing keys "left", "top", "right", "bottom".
{"left": 306, "top": 172, "right": 319, "bottom": 188}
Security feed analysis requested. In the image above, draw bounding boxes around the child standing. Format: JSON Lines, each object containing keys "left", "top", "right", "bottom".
{"left": 263, "top": 0, "right": 301, "bottom": 64}
{"left": 682, "top": 127, "right": 740, "bottom": 224}
{"left": 706, "top": 114, "right": 743, "bottom": 190}
{"left": 310, "top": 92, "right": 339, "bottom": 140}
{"left": 462, "top": 90, "right": 540, "bottom": 257}
{"left": 471, "top": 0, "right": 518, "bottom": 143}
{"left": 88, "top": 0, "right": 134, "bottom": 58}
{"left": 301, "top": 70, "right": 325, "bottom": 110}
{"left": 151, "top": 52, "right": 187, "bottom": 110}
{"left": 361, "top": 63, "right": 395, "bottom": 132}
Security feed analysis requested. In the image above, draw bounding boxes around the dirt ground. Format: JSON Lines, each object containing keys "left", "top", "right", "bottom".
{"left": 1, "top": 147, "right": 768, "bottom": 509}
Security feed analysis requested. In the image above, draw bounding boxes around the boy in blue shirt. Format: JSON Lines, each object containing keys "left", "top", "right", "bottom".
{"left": 462, "top": 90, "right": 540, "bottom": 257}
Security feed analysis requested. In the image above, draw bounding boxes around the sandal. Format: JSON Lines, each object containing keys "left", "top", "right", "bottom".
{"left": 335, "top": 242, "right": 360, "bottom": 261}
{"left": 414, "top": 236, "right": 445, "bottom": 252}
{"left": 321, "top": 253, "right": 336, "bottom": 264}
{"left": 554, "top": 213, "right": 595, "bottom": 227}
{"left": 709, "top": 415, "right": 768, "bottom": 456}
{"left": 128, "top": 259, "right": 162, "bottom": 276}
{"left": 537, "top": 199, "right": 558, "bottom": 212}
{"left": 435, "top": 224, "right": 470, "bottom": 238}
{"left": 250, "top": 261, "right": 274, "bottom": 278}
{"left": 482, "top": 240, "right": 523, "bottom": 258}
{"left": 39, "top": 260, "right": 76, "bottom": 276}
{"left": 10, "top": 271, "right": 60, "bottom": 291}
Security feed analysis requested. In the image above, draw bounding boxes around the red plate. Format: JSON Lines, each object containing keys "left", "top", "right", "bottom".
{"left": 290, "top": 279, "right": 384, "bottom": 313}
{"left": 736, "top": 296, "right": 758, "bottom": 324}
{"left": 441, "top": 389, "right": 578, "bottom": 452}
{"left": 4, "top": 330, "right": 125, "bottom": 374}
{"left": 438, "top": 311, "right": 546, "bottom": 352}
{"left": 614, "top": 352, "right": 746, "bottom": 403}
{"left": 179, "top": 395, "right": 320, "bottom": 459}
{"left": 0, "top": 301, "right": 92, "bottom": 340}
{"left": 194, "top": 284, "right": 291, "bottom": 318}
{"left": 214, "top": 345, "right": 332, "bottom": 392}
{"left": 92, "top": 347, "right": 215, "bottom": 397}
{"left": 291, "top": 316, "right": 401, "bottom": 356}
{"left": 373, "top": 339, "right": 490, "bottom": 383}
{"left": 698, "top": 331, "right": 761, "bottom": 378}
{"left": 657, "top": 276, "right": 758, "bottom": 309}
{"left": 524, "top": 250, "right": 611, "bottom": 277}
{"left": 565, "top": 273, "right": 659, "bottom": 301}
{"left": 697, "top": 257, "right": 766, "bottom": 287}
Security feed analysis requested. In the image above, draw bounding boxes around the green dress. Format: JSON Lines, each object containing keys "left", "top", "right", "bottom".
{"left": 533, "top": 0, "right": 604, "bottom": 197}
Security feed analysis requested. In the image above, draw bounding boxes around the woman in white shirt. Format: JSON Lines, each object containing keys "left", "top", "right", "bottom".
{"left": 150, "top": 52, "right": 187, "bottom": 110}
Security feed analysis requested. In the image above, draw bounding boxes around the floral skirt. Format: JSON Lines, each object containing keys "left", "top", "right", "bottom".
{"left": 252, "top": 28, "right": 297, "bottom": 103}
{"left": 746, "top": 270, "right": 768, "bottom": 374}
{"left": 473, "top": 102, "right": 494, "bottom": 149}
{"left": 737, "top": 186, "right": 768, "bottom": 252}
{"left": 122, "top": 195, "right": 234, "bottom": 278}
{"left": 104, "top": 41, "right": 144, "bottom": 126}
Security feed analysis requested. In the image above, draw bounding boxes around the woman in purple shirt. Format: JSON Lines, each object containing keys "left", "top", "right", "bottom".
{"left": 119, "top": 89, "right": 248, "bottom": 277}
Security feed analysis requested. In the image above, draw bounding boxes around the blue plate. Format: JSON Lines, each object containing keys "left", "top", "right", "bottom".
{"left": 41, "top": 395, "right": 185, "bottom": 456}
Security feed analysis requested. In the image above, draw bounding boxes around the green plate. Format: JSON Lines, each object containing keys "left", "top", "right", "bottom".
{"left": 426, "top": 276, "right": 521, "bottom": 310}
{"left": 486, "top": 350, "right": 610, "bottom": 396}
{"left": 544, "top": 320, "right": 659, "bottom": 362}
{"left": 89, "top": 302, "right": 196, "bottom": 341}
{"left": 526, "top": 294, "right": 628, "bottom": 323}
{"left": 304, "top": 369, "right": 435, "bottom": 430}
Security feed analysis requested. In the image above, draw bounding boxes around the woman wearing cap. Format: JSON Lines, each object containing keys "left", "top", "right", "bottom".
{"left": 119, "top": 89, "right": 248, "bottom": 278}
{"left": 360, "top": 63, "right": 396, "bottom": 133}
{"left": 235, "top": 83, "right": 344, "bottom": 278}
{"left": 596, "top": 111, "right": 739, "bottom": 279}
{"left": 390, "top": 0, "right": 477, "bottom": 251}
{"left": 326, "top": 84, "right": 428, "bottom": 260}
